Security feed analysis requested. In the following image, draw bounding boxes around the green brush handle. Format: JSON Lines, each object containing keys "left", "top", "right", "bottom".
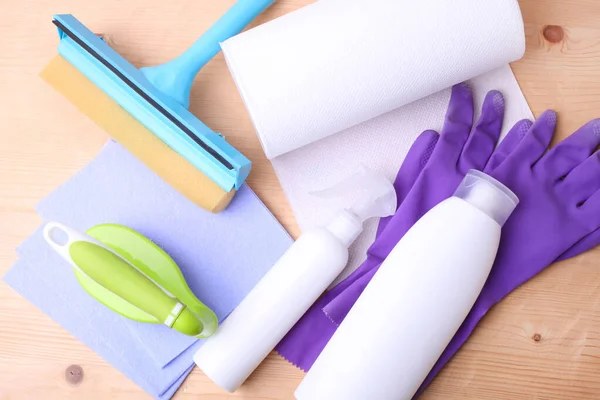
{"left": 44, "top": 222, "right": 205, "bottom": 337}
{"left": 85, "top": 223, "right": 219, "bottom": 337}
{"left": 70, "top": 241, "right": 203, "bottom": 335}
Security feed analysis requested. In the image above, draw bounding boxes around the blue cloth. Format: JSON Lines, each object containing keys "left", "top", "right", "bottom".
{"left": 4, "top": 141, "right": 292, "bottom": 398}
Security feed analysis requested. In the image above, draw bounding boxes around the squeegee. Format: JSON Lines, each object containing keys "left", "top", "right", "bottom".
{"left": 41, "top": 0, "right": 275, "bottom": 212}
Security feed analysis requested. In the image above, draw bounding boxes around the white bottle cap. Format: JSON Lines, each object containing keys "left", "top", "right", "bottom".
{"left": 454, "top": 170, "right": 519, "bottom": 227}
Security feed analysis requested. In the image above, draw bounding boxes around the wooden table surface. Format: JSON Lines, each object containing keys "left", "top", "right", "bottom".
{"left": 2, "top": 0, "right": 600, "bottom": 398}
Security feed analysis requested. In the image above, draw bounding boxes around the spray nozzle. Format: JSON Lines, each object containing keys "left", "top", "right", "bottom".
{"left": 311, "top": 165, "right": 397, "bottom": 222}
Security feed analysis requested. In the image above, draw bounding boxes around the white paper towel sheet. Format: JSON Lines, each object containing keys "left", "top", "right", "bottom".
{"left": 222, "top": 0, "right": 534, "bottom": 281}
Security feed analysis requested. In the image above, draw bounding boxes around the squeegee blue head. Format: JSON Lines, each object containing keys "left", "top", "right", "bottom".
{"left": 44, "top": 1, "right": 275, "bottom": 207}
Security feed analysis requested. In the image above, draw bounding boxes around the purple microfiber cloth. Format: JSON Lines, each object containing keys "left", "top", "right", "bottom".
{"left": 4, "top": 140, "right": 293, "bottom": 398}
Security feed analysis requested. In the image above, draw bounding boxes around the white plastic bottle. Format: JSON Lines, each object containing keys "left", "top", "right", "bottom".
{"left": 193, "top": 167, "right": 398, "bottom": 392}
{"left": 295, "top": 170, "right": 519, "bottom": 400}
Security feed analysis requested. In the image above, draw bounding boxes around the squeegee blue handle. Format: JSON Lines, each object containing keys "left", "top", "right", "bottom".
{"left": 183, "top": 0, "right": 275, "bottom": 71}
{"left": 142, "top": 0, "right": 276, "bottom": 108}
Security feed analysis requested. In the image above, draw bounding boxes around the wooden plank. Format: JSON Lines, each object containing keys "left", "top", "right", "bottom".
{"left": 1, "top": 0, "right": 600, "bottom": 398}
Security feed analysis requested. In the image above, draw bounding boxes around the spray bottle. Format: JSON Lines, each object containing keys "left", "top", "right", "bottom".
{"left": 193, "top": 166, "right": 397, "bottom": 392}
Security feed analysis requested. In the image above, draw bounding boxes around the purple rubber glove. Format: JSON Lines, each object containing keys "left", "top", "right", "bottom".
{"left": 275, "top": 83, "right": 530, "bottom": 370}
{"left": 322, "top": 85, "right": 532, "bottom": 324}
{"left": 416, "top": 112, "right": 600, "bottom": 396}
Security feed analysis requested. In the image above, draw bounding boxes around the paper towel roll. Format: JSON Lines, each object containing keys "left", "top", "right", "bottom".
{"left": 222, "top": 0, "right": 525, "bottom": 159}
{"left": 222, "top": 0, "right": 532, "bottom": 283}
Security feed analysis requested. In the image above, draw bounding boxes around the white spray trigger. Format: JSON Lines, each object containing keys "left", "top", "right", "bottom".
{"left": 310, "top": 165, "right": 397, "bottom": 223}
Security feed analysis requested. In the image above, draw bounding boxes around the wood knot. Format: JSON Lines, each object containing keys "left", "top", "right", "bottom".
{"left": 65, "top": 364, "right": 84, "bottom": 386}
{"left": 532, "top": 333, "right": 542, "bottom": 342}
{"left": 542, "top": 25, "right": 564, "bottom": 43}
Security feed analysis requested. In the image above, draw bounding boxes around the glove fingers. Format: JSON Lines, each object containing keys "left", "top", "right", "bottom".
{"left": 378, "top": 130, "right": 439, "bottom": 236}
{"left": 562, "top": 151, "right": 600, "bottom": 204}
{"left": 459, "top": 90, "right": 505, "bottom": 171}
{"left": 537, "top": 119, "right": 600, "bottom": 179}
{"left": 432, "top": 83, "right": 474, "bottom": 164}
{"left": 509, "top": 110, "right": 557, "bottom": 167}
{"left": 485, "top": 119, "right": 533, "bottom": 173}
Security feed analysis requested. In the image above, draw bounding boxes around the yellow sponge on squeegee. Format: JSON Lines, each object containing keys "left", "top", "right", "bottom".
{"left": 41, "top": 55, "right": 235, "bottom": 213}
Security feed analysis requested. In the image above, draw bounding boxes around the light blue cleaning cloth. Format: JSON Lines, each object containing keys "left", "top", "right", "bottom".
{"left": 6, "top": 249, "right": 195, "bottom": 399}
{"left": 4, "top": 140, "right": 293, "bottom": 398}
{"left": 32, "top": 140, "right": 292, "bottom": 367}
